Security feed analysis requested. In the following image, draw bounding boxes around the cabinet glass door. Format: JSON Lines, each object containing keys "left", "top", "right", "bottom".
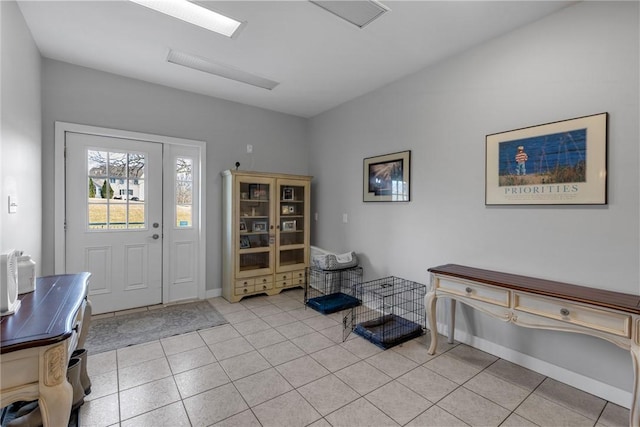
{"left": 277, "top": 180, "right": 308, "bottom": 271}
{"left": 236, "top": 177, "right": 273, "bottom": 277}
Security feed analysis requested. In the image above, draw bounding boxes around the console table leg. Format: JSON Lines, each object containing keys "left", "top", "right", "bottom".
{"left": 448, "top": 299, "right": 456, "bottom": 344}
{"left": 630, "top": 343, "right": 639, "bottom": 427}
{"left": 426, "top": 290, "right": 438, "bottom": 355}
{"left": 39, "top": 382, "right": 73, "bottom": 427}
{"left": 39, "top": 343, "right": 72, "bottom": 427}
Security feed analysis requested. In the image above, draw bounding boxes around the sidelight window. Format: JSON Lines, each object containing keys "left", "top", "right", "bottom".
{"left": 175, "top": 157, "right": 193, "bottom": 228}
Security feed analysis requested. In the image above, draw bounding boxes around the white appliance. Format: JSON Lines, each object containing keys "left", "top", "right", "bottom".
{"left": 0, "top": 249, "right": 21, "bottom": 316}
{"left": 17, "top": 253, "right": 36, "bottom": 294}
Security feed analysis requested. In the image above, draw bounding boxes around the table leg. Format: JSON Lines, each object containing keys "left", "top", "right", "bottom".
{"left": 448, "top": 299, "right": 456, "bottom": 344}
{"left": 630, "top": 343, "right": 639, "bottom": 427}
{"left": 39, "top": 382, "right": 72, "bottom": 427}
{"left": 426, "top": 290, "right": 438, "bottom": 355}
{"left": 39, "top": 343, "right": 72, "bottom": 427}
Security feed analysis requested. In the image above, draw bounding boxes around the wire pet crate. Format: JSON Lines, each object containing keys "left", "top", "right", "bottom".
{"left": 349, "top": 276, "right": 426, "bottom": 349}
{"left": 305, "top": 266, "right": 363, "bottom": 314}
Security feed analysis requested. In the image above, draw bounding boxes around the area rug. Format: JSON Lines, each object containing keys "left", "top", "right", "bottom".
{"left": 85, "top": 301, "right": 227, "bottom": 354}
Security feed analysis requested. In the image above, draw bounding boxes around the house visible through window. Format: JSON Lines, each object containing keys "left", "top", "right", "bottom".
{"left": 87, "top": 150, "right": 146, "bottom": 230}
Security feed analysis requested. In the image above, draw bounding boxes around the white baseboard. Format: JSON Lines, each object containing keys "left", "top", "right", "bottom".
{"left": 435, "top": 322, "right": 632, "bottom": 409}
{"left": 206, "top": 288, "right": 222, "bottom": 299}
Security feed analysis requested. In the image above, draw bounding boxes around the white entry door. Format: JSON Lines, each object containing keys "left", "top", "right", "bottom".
{"left": 65, "top": 132, "right": 163, "bottom": 314}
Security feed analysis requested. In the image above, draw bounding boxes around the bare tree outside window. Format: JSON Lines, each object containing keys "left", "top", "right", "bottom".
{"left": 87, "top": 150, "right": 146, "bottom": 229}
{"left": 176, "top": 158, "right": 193, "bottom": 227}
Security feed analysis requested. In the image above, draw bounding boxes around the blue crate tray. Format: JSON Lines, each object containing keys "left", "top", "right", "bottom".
{"left": 353, "top": 314, "right": 423, "bottom": 349}
{"left": 306, "top": 293, "right": 361, "bottom": 314}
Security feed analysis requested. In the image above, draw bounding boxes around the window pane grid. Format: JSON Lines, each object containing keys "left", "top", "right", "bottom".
{"left": 87, "top": 150, "right": 146, "bottom": 230}
{"left": 176, "top": 157, "right": 193, "bottom": 228}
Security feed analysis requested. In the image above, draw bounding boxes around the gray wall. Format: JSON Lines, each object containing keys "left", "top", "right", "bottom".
{"left": 41, "top": 59, "right": 309, "bottom": 291}
{"left": 0, "top": 1, "right": 42, "bottom": 271}
{"left": 309, "top": 1, "right": 639, "bottom": 396}
{"left": 3, "top": 0, "right": 639, "bottom": 403}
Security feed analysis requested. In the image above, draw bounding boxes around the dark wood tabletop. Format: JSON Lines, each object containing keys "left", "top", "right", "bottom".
{"left": 428, "top": 264, "right": 640, "bottom": 315}
{"left": 0, "top": 272, "right": 90, "bottom": 354}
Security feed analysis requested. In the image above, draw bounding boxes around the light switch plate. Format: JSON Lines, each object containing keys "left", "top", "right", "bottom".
{"left": 8, "top": 196, "right": 17, "bottom": 214}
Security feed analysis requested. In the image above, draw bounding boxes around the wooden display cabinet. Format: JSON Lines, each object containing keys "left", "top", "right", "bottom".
{"left": 221, "top": 170, "right": 311, "bottom": 302}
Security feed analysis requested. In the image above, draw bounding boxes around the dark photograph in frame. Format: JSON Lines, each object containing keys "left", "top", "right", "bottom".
{"left": 363, "top": 150, "right": 411, "bottom": 202}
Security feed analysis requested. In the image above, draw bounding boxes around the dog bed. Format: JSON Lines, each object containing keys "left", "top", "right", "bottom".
{"left": 306, "top": 292, "right": 361, "bottom": 314}
{"left": 311, "top": 246, "right": 358, "bottom": 271}
{"left": 353, "top": 314, "right": 423, "bottom": 349}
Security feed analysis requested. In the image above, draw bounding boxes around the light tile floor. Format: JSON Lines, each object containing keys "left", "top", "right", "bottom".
{"left": 81, "top": 289, "right": 630, "bottom": 426}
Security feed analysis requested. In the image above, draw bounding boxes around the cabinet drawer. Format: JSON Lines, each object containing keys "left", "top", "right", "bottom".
{"left": 514, "top": 293, "right": 632, "bottom": 338}
{"left": 275, "top": 279, "right": 289, "bottom": 289}
{"left": 235, "top": 285, "right": 255, "bottom": 296}
{"left": 275, "top": 272, "right": 291, "bottom": 282}
{"left": 255, "top": 281, "right": 273, "bottom": 292}
{"left": 437, "top": 278, "right": 510, "bottom": 307}
{"left": 293, "top": 270, "right": 305, "bottom": 286}
{"left": 235, "top": 278, "right": 254, "bottom": 288}
{"left": 255, "top": 275, "right": 273, "bottom": 286}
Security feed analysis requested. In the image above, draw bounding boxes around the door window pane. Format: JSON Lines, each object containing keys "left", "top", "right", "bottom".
{"left": 87, "top": 150, "right": 147, "bottom": 230}
{"left": 109, "top": 152, "right": 127, "bottom": 177}
{"left": 176, "top": 157, "right": 193, "bottom": 228}
{"left": 88, "top": 150, "right": 107, "bottom": 177}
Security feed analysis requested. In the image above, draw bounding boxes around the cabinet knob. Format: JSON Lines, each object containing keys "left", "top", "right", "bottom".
{"left": 560, "top": 308, "right": 570, "bottom": 316}
{"left": 263, "top": 285, "right": 267, "bottom": 290}
{"left": 283, "top": 275, "right": 287, "bottom": 279}
{"left": 243, "top": 288, "right": 248, "bottom": 294}
{"left": 465, "top": 287, "right": 473, "bottom": 294}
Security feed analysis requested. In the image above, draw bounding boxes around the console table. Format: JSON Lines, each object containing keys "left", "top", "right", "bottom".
{"left": 425, "top": 264, "right": 639, "bottom": 427}
{"left": 1, "top": 273, "right": 91, "bottom": 427}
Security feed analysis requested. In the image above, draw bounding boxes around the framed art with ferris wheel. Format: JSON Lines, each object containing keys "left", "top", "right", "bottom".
{"left": 485, "top": 112, "right": 607, "bottom": 206}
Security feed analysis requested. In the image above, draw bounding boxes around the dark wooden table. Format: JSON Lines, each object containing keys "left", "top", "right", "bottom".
{"left": 1, "top": 273, "right": 90, "bottom": 427}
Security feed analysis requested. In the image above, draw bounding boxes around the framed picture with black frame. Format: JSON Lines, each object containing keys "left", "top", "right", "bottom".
{"left": 363, "top": 150, "right": 411, "bottom": 202}
{"left": 282, "top": 187, "right": 294, "bottom": 201}
{"left": 485, "top": 112, "right": 607, "bottom": 205}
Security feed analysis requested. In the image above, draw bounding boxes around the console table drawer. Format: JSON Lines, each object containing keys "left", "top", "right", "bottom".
{"left": 437, "top": 278, "right": 510, "bottom": 307}
{"left": 514, "top": 293, "right": 632, "bottom": 337}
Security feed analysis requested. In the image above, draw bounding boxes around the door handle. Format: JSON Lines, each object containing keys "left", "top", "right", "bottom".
{"left": 152, "top": 234, "right": 160, "bottom": 240}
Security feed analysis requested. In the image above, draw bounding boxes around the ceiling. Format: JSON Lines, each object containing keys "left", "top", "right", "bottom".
{"left": 17, "top": 1, "right": 575, "bottom": 118}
